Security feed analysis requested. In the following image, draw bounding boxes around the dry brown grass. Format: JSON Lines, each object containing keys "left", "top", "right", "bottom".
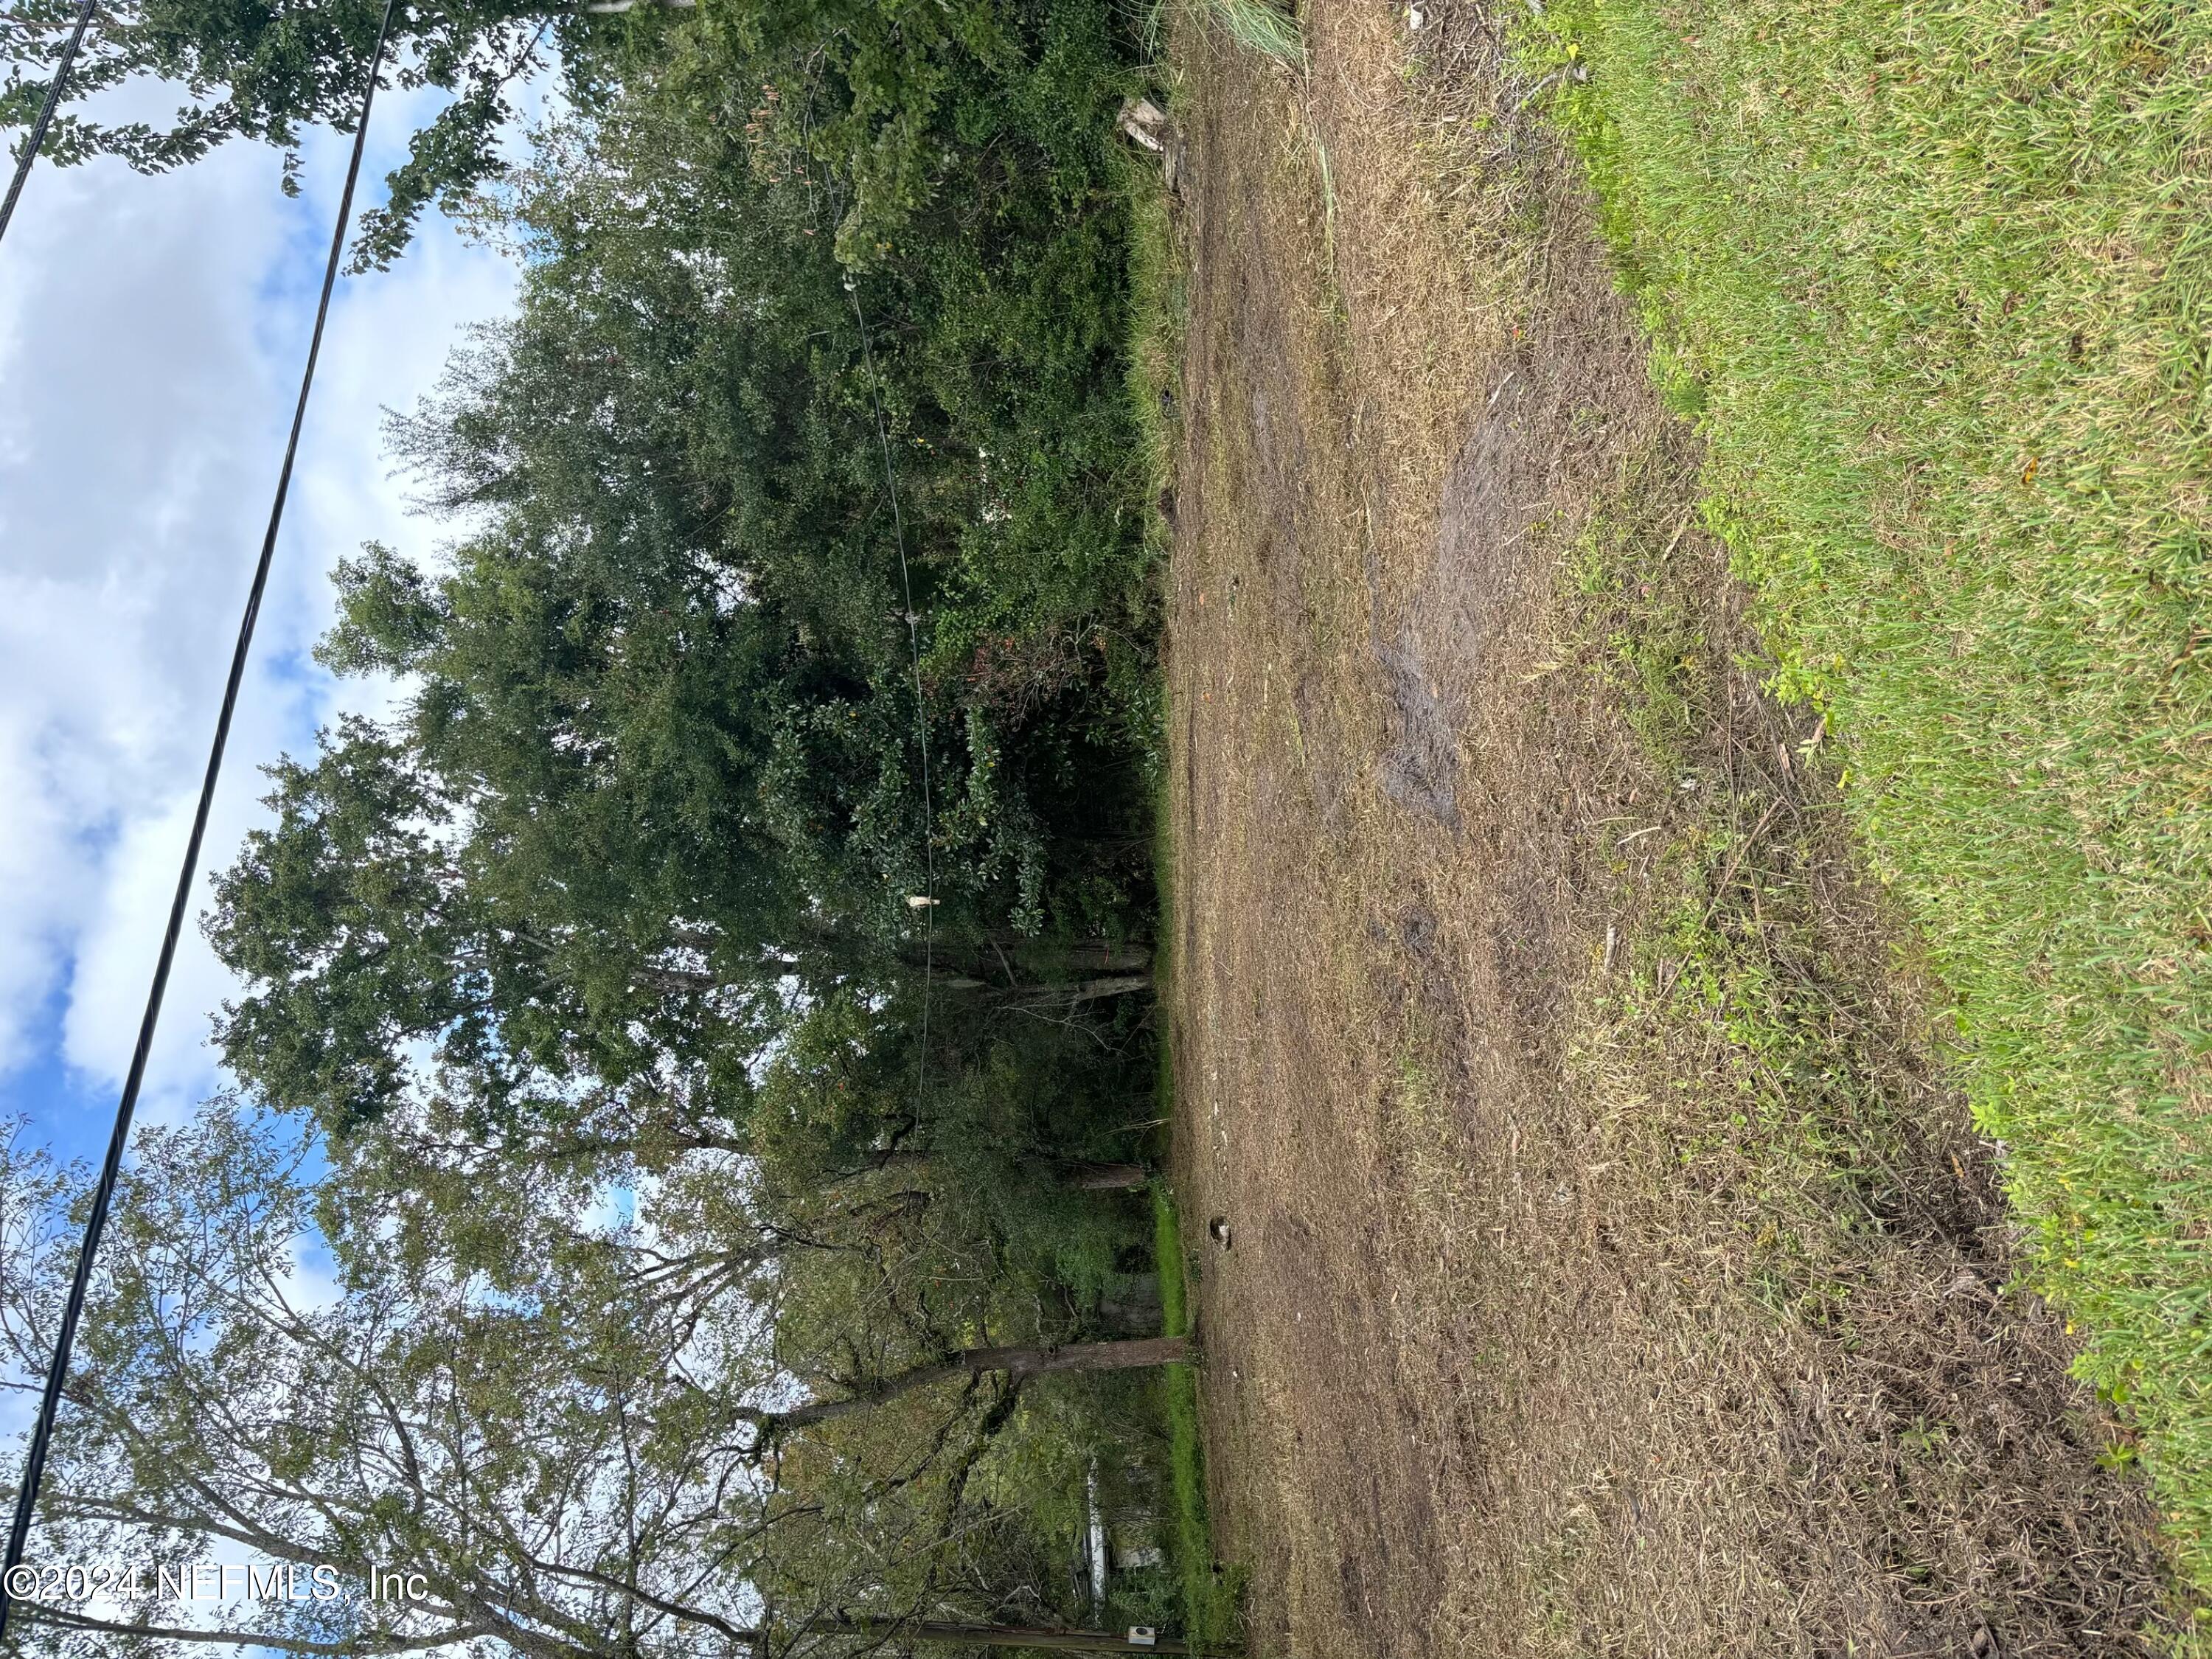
{"left": 1158, "top": 3, "right": 2193, "bottom": 1653}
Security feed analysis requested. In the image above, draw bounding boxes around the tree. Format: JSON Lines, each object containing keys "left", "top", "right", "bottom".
{"left": 55, "top": 25, "right": 1192, "bottom": 1648}
{"left": 739, "top": 1336, "right": 1189, "bottom": 1443}
{"left": 206, "top": 709, "right": 792, "bottom": 1136}
{"left": 202, "top": 37, "right": 1165, "bottom": 1139}
{"left": 1, "top": 0, "right": 1146, "bottom": 272}
{"left": 0, "top": 1102, "right": 1187, "bottom": 1658}
{"left": 373, "top": 83, "right": 1159, "bottom": 936}
{"left": 0, "top": 1105, "right": 771, "bottom": 1658}
{"left": 0, "top": 0, "right": 580, "bottom": 268}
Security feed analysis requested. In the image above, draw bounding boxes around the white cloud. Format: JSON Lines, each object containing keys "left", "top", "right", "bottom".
{"left": 279, "top": 1231, "right": 346, "bottom": 1314}
{"left": 0, "top": 82, "right": 524, "bottom": 1143}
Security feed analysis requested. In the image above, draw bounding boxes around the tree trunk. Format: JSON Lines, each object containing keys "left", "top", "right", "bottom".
{"left": 888, "top": 1620, "right": 1195, "bottom": 1654}
{"left": 782, "top": 1615, "right": 1199, "bottom": 1655}
{"left": 896, "top": 933, "right": 1153, "bottom": 982}
{"left": 1065, "top": 974, "right": 1153, "bottom": 1003}
{"left": 748, "top": 1337, "right": 1189, "bottom": 1436}
{"left": 1000, "top": 975, "right": 1152, "bottom": 1009}
{"left": 835, "top": 1152, "right": 1150, "bottom": 1192}
{"left": 633, "top": 964, "right": 718, "bottom": 995}
{"left": 1057, "top": 939, "right": 1154, "bottom": 974}
{"left": 1060, "top": 1160, "right": 1150, "bottom": 1191}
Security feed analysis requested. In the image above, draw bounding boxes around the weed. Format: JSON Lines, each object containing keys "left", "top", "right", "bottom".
{"left": 1570, "top": 512, "right": 1703, "bottom": 768}
{"left": 1515, "top": 0, "right": 2212, "bottom": 1590}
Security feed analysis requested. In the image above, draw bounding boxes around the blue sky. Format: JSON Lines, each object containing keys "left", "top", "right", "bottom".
{"left": 0, "top": 86, "right": 524, "bottom": 1171}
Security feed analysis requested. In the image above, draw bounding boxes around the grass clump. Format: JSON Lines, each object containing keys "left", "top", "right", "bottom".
{"left": 1146, "top": 0, "right": 1303, "bottom": 67}
{"left": 1200, "top": 0, "right": 1304, "bottom": 67}
{"left": 1516, "top": 0, "right": 2212, "bottom": 1589}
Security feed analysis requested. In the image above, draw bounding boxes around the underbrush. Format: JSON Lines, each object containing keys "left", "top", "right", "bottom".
{"left": 1552, "top": 459, "right": 2198, "bottom": 1649}
{"left": 1514, "top": 0, "right": 2212, "bottom": 1594}
{"left": 1562, "top": 476, "right": 1992, "bottom": 1298}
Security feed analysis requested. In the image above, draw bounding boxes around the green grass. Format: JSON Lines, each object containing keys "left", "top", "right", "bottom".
{"left": 1143, "top": 872, "right": 1237, "bottom": 1648}
{"left": 1145, "top": 881, "right": 1223, "bottom": 1648}
{"left": 1515, "top": 0, "right": 2212, "bottom": 1595}
{"left": 1150, "top": 1180, "right": 1238, "bottom": 1652}
{"left": 1153, "top": 1180, "right": 1192, "bottom": 1339}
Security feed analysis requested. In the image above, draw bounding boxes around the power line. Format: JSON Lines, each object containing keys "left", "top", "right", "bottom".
{"left": 0, "top": 0, "right": 100, "bottom": 253}
{"left": 0, "top": 0, "right": 401, "bottom": 1635}
{"left": 845, "top": 275, "right": 940, "bottom": 1118}
{"left": 800, "top": 143, "right": 941, "bottom": 1094}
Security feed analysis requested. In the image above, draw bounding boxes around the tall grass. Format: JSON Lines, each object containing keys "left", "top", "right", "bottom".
{"left": 1141, "top": 0, "right": 1300, "bottom": 66}
{"left": 1203, "top": 0, "right": 1304, "bottom": 66}
{"left": 1516, "top": 0, "right": 2212, "bottom": 1592}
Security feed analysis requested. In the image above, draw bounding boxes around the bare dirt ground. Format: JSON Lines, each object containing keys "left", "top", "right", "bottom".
{"left": 1158, "top": 5, "right": 2192, "bottom": 1655}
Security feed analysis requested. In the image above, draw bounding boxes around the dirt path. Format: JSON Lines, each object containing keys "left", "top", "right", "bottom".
{"left": 1160, "top": 6, "right": 2187, "bottom": 1655}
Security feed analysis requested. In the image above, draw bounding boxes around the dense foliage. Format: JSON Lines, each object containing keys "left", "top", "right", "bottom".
{"left": 0, "top": 0, "right": 1158, "bottom": 264}
{"left": 209, "top": 9, "right": 1162, "bottom": 1132}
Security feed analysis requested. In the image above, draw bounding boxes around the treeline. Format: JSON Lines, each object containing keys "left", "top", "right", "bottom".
{"left": 0, "top": 0, "right": 1186, "bottom": 1653}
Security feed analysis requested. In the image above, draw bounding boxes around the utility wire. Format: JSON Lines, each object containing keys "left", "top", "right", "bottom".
{"left": 845, "top": 275, "right": 939, "bottom": 1118}
{"left": 0, "top": 0, "right": 99, "bottom": 252}
{"left": 799, "top": 124, "right": 939, "bottom": 1119}
{"left": 0, "top": 0, "right": 400, "bottom": 1636}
